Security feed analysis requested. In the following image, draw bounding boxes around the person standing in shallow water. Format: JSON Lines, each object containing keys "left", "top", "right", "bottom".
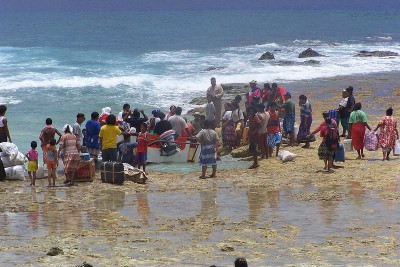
{"left": 196, "top": 120, "right": 219, "bottom": 179}
{"left": 206, "top": 77, "right": 224, "bottom": 128}
{"left": 0, "top": 105, "right": 12, "bottom": 143}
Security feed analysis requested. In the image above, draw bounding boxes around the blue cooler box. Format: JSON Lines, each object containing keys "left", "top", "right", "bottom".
{"left": 334, "top": 143, "right": 345, "bottom": 162}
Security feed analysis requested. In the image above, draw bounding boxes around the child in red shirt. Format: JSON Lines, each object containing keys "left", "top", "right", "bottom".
{"left": 135, "top": 122, "right": 149, "bottom": 173}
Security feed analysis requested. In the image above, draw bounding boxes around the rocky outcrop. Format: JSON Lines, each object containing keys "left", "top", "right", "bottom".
{"left": 258, "top": 52, "right": 275, "bottom": 60}
{"left": 355, "top": 50, "right": 399, "bottom": 57}
{"left": 189, "top": 97, "right": 208, "bottom": 105}
{"left": 298, "top": 48, "right": 322, "bottom": 58}
{"left": 203, "top": 66, "right": 226, "bottom": 71}
{"left": 187, "top": 107, "right": 205, "bottom": 116}
{"left": 221, "top": 83, "right": 250, "bottom": 95}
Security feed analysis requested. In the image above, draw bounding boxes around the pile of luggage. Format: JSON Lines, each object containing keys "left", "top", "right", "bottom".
{"left": 0, "top": 142, "right": 28, "bottom": 181}
{"left": 100, "top": 162, "right": 147, "bottom": 185}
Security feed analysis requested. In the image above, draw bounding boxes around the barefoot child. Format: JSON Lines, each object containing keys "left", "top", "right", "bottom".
{"left": 135, "top": 122, "right": 149, "bottom": 173}
{"left": 44, "top": 139, "right": 58, "bottom": 187}
{"left": 196, "top": 120, "right": 219, "bottom": 178}
{"left": 26, "top": 141, "right": 38, "bottom": 186}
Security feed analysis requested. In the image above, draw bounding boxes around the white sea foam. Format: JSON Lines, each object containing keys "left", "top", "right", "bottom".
{"left": 366, "top": 36, "right": 393, "bottom": 41}
{"left": 1, "top": 42, "right": 399, "bottom": 108}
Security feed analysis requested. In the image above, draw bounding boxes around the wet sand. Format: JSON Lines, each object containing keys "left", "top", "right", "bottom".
{"left": 1, "top": 72, "right": 400, "bottom": 266}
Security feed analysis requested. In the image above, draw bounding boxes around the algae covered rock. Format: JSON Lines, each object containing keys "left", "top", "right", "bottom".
{"left": 76, "top": 262, "right": 93, "bottom": 267}
{"left": 189, "top": 97, "right": 208, "bottom": 105}
{"left": 231, "top": 146, "right": 251, "bottom": 158}
{"left": 218, "top": 243, "right": 234, "bottom": 252}
{"left": 47, "top": 247, "right": 63, "bottom": 256}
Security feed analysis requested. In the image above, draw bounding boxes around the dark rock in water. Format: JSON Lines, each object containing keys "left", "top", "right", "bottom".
{"left": 303, "top": 59, "right": 320, "bottom": 65}
{"left": 274, "top": 49, "right": 282, "bottom": 52}
{"left": 203, "top": 66, "right": 226, "bottom": 71}
{"left": 190, "top": 97, "right": 208, "bottom": 105}
{"left": 47, "top": 247, "right": 63, "bottom": 256}
{"left": 258, "top": 52, "right": 275, "bottom": 60}
{"left": 355, "top": 50, "right": 399, "bottom": 57}
{"left": 298, "top": 48, "right": 322, "bottom": 58}
{"left": 220, "top": 244, "right": 235, "bottom": 252}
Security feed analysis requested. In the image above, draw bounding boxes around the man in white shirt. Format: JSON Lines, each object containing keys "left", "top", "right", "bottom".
{"left": 206, "top": 77, "right": 224, "bottom": 127}
{"left": 72, "top": 113, "right": 86, "bottom": 147}
{"left": 168, "top": 107, "right": 187, "bottom": 136}
{"left": 117, "top": 103, "right": 131, "bottom": 122}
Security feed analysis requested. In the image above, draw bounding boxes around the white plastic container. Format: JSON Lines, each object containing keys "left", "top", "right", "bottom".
{"left": 37, "top": 166, "right": 48, "bottom": 179}
{"left": 342, "top": 139, "right": 353, "bottom": 152}
{"left": 394, "top": 141, "right": 400, "bottom": 156}
{"left": 294, "top": 124, "right": 299, "bottom": 139}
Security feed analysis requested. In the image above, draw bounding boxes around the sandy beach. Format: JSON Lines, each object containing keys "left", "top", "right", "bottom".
{"left": 1, "top": 72, "right": 400, "bottom": 266}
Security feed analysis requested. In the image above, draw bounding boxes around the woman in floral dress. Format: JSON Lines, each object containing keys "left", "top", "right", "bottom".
{"left": 374, "top": 107, "right": 399, "bottom": 161}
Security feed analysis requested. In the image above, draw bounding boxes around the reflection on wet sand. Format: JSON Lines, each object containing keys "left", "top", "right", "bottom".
{"left": 349, "top": 181, "right": 365, "bottom": 206}
{"left": 247, "top": 186, "right": 269, "bottom": 222}
{"left": 0, "top": 175, "right": 400, "bottom": 266}
{"left": 136, "top": 192, "right": 150, "bottom": 226}
{"left": 318, "top": 188, "right": 340, "bottom": 225}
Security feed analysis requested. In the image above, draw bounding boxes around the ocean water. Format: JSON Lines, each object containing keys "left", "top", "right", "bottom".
{"left": 1, "top": 8, "right": 400, "bottom": 153}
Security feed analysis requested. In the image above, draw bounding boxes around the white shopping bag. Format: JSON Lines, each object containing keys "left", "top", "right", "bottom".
{"left": 394, "top": 141, "right": 400, "bottom": 156}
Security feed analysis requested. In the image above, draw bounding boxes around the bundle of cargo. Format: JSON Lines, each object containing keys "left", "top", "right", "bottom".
{"left": 123, "top": 163, "right": 148, "bottom": 184}
{"left": 100, "top": 162, "right": 125, "bottom": 185}
{"left": 0, "top": 142, "right": 27, "bottom": 181}
{"left": 57, "top": 152, "right": 95, "bottom": 182}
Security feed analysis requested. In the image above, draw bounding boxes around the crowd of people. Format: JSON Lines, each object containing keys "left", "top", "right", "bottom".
{"left": 0, "top": 78, "right": 399, "bottom": 184}
{"left": 204, "top": 79, "right": 399, "bottom": 173}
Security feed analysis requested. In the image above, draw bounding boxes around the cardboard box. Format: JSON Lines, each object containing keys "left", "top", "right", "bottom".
{"left": 73, "top": 158, "right": 95, "bottom": 182}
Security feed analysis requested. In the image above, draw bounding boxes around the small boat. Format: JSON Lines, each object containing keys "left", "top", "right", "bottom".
{"left": 132, "top": 130, "right": 200, "bottom": 163}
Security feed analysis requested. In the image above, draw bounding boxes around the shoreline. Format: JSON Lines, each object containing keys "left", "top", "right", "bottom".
{"left": 187, "top": 71, "right": 400, "bottom": 116}
{"left": 1, "top": 71, "right": 400, "bottom": 266}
